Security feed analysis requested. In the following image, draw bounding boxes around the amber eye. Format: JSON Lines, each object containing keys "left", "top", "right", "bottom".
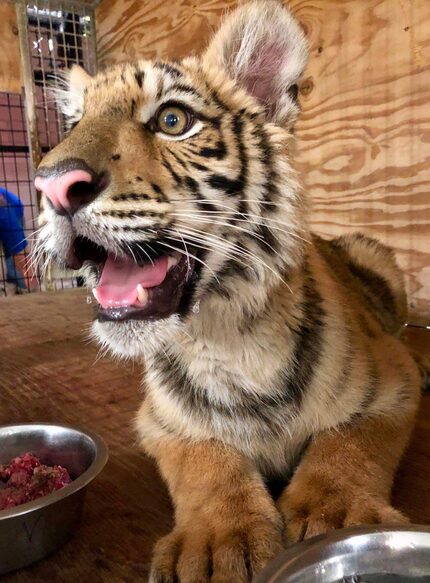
{"left": 156, "top": 104, "right": 193, "bottom": 136}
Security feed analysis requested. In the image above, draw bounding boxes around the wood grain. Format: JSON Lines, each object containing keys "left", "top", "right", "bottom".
{"left": 292, "top": 0, "right": 430, "bottom": 326}
{"left": 0, "top": 290, "right": 428, "bottom": 580}
{"left": 0, "top": 1, "right": 22, "bottom": 93}
{"left": 95, "top": 0, "right": 430, "bottom": 325}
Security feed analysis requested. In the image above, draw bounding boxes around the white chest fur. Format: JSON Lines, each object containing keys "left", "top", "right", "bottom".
{"left": 143, "top": 330, "right": 310, "bottom": 477}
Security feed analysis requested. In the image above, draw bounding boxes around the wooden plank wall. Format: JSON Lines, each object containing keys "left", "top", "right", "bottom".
{"left": 0, "top": 1, "right": 22, "bottom": 93}
{"left": 95, "top": 0, "right": 430, "bottom": 325}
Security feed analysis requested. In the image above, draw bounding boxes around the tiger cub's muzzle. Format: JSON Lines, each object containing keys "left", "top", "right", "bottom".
{"left": 35, "top": 158, "right": 197, "bottom": 323}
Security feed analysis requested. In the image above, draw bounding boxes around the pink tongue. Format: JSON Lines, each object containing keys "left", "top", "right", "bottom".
{"left": 95, "top": 253, "right": 168, "bottom": 309}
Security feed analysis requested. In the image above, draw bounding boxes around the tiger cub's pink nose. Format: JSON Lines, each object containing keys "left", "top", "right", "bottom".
{"left": 35, "top": 169, "right": 95, "bottom": 215}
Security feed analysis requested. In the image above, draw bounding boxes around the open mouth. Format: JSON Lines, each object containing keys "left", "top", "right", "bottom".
{"left": 70, "top": 236, "right": 196, "bottom": 322}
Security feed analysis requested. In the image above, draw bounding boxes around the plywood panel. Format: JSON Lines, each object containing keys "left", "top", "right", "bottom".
{"left": 0, "top": 1, "right": 22, "bottom": 93}
{"left": 292, "top": 0, "right": 430, "bottom": 326}
{"left": 96, "top": 0, "right": 237, "bottom": 63}
{"left": 96, "top": 0, "right": 430, "bottom": 325}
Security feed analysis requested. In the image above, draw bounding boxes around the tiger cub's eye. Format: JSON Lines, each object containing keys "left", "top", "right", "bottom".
{"left": 156, "top": 105, "right": 193, "bottom": 136}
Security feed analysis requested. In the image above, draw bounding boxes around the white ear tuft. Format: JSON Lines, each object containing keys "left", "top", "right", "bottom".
{"left": 204, "top": 0, "right": 308, "bottom": 124}
{"left": 51, "top": 65, "right": 91, "bottom": 129}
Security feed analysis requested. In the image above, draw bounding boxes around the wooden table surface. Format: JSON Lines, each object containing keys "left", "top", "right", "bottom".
{"left": 0, "top": 289, "right": 429, "bottom": 582}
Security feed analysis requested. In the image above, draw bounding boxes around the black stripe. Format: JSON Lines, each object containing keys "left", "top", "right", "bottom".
{"left": 206, "top": 83, "right": 229, "bottom": 111}
{"left": 152, "top": 350, "right": 228, "bottom": 416}
{"left": 169, "top": 150, "right": 188, "bottom": 169}
{"left": 111, "top": 193, "right": 150, "bottom": 201}
{"left": 130, "top": 98, "right": 136, "bottom": 117}
{"left": 154, "top": 62, "right": 182, "bottom": 78}
{"left": 197, "top": 113, "right": 222, "bottom": 129}
{"left": 199, "top": 140, "right": 227, "bottom": 159}
{"left": 184, "top": 176, "right": 217, "bottom": 213}
{"left": 346, "top": 261, "right": 397, "bottom": 317}
{"left": 360, "top": 356, "right": 379, "bottom": 411}
{"left": 332, "top": 327, "right": 355, "bottom": 398}
{"left": 156, "top": 80, "right": 163, "bottom": 100}
{"left": 167, "top": 83, "right": 203, "bottom": 99}
{"left": 394, "top": 363, "right": 418, "bottom": 404}
{"left": 152, "top": 349, "right": 297, "bottom": 429}
{"left": 206, "top": 114, "right": 247, "bottom": 197}
{"left": 135, "top": 70, "right": 144, "bottom": 88}
{"left": 207, "top": 174, "right": 243, "bottom": 195}
{"left": 229, "top": 198, "right": 248, "bottom": 225}
{"left": 151, "top": 182, "right": 167, "bottom": 202}
{"left": 101, "top": 209, "right": 164, "bottom": 218}
{"left": 254, "top": 224, "right": 278, "bottom": 256}
{"left": 321, "top": 235, "right": 398, "bottom": 330}
{"left": 162, "top": 157, "right": 182, "bottom": 185}
{"left": 109, "top": 223, "right": 161, "bottom": 234}
{"left": 190, "top": 161, "right": 209, "bottom": 172}
{"left": 237, "top": 199, "right": 248, "bottom": 218}
{"left": 252, "top": 124, "right": 280, "bottom": 208}
{"left": 114, "top": 224, "right": 162, "bottom": 232}
{"left": 207, "top": 238, "right": 257, "bottom": 298}
{"left": 209, "top": 257, "right": 254, "bottom": 299}
{"left": 278, "top": 264, "right": 326, "bottom": 406}
{"left": 288, "top": 84, "right": 299, "bottom": 103}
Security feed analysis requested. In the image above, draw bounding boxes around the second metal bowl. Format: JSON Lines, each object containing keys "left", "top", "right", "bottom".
{"left": 256, "top": 525, "right": 430, "bottom": 582}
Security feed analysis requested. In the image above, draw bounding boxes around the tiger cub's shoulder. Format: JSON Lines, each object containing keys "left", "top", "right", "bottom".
{"left": 313, "top": 232, "right": 407, "bottom": 335}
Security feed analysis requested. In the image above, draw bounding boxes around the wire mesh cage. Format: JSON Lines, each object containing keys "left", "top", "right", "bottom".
{"left": 0, "top": 0, "right": 97, "bottom": 296}
{"left": 0, "top": 91, "right": 35, "bottom": 295}
{"left": 27, "top": 1, "right": 97, "bottom": 149}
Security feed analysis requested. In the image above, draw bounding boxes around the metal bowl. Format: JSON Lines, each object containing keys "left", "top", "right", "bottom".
{"left": 0, "top": 423, "right": 108, "bottom": 575}
{"left": 256, "top": 525, "right": 430, "bottom": 582}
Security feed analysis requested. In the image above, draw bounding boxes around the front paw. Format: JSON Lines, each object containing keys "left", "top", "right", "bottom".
{"left": 149, "top": 516, "right": 283, "bottom": 583}
{"left": 279, "top": 480, "right": 409, "bottom": 543}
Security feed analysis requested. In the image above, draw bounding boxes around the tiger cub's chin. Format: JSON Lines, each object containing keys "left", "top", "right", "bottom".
{"left": 91, "top": 316, "right": 180, "bottom": 361}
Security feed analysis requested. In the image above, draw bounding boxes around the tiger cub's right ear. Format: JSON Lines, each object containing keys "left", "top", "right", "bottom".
{"left": 203, "top": 0, "right": 308, "bottom": 126}
{"left": 54, "top": 65, "right": 92, "bottom": 129}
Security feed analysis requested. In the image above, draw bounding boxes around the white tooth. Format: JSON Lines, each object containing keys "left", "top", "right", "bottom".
{"left": 137, "top": 284, "right": 148, "bottom": 305}
{"left": 167, "top": 256, "right": 179, "bottom": 270}
{"left": 92, "top": 288, "right": 100, "bottom": 304}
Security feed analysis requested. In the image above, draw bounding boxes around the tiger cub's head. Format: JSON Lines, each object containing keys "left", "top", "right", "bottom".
{"left": 35, "top": 0, "right": 308, "bottom": 359}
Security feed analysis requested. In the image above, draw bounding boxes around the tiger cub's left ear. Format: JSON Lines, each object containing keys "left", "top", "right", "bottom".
{"left": 203, "top": 0, "right": 308, "bottom": 125}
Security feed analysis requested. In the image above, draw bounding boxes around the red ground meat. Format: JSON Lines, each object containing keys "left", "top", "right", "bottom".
{"left": 0, "top": 453, "right": 71, "bottom": 511}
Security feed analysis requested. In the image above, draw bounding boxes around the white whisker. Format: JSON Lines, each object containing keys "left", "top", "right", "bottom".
{"left": 154, "top": 238, "right": 221, "bottom": 284}
{"left": 172, "top": 225, "right": 292, "bottom": 292}
{"left": 171, "top": 210, "right": 310, "bottom": 244}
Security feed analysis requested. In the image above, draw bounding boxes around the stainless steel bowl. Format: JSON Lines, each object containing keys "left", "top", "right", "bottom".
{"left": 0, "top": 423, "right": 108, "bottom": 575}
{"left": 256, "top": 525, "right": 430, "bottom": 582}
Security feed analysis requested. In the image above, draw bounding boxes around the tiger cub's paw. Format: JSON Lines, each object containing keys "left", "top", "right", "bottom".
{"left": 278, "top": 481, "right": 409, "bottom": 543}
{"left": 149, "top": 516, "right": 283, "bottom": 583}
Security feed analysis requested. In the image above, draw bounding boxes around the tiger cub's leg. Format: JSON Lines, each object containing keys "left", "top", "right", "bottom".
{"left": 148, "top": 436, "right": 283, "bottom": 583}
{"left": 278, "top": 408, "right": 418, "bottom": 542}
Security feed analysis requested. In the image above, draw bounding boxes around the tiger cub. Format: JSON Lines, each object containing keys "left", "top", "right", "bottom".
{"left": 35, "top": 1, "right": 420, "bottom": 581}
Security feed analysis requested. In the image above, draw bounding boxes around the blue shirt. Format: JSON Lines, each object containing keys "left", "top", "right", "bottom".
{"left": 0, "top": 187, "right": 27, "bottom": 255}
